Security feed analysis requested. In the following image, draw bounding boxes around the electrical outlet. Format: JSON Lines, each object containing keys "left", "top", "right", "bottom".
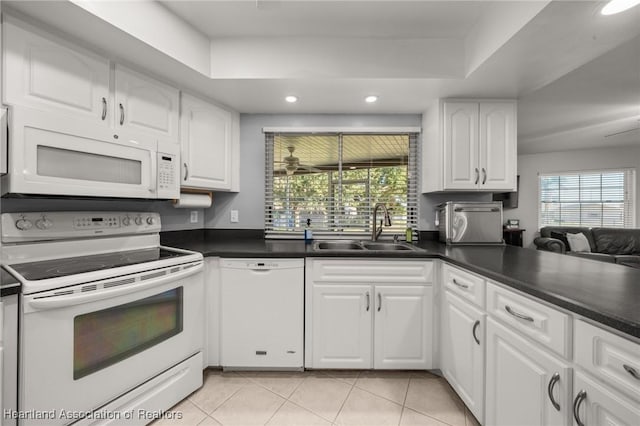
{"left": 230, "top": 209, "right": 239, "bottom": 223}
{"left": 190, "top": 211, "right": 198, "bottom": 223}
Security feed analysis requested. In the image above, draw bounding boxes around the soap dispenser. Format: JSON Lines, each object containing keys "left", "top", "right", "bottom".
{"left": 304, "top": 218, "right": 313, "bottom": 242}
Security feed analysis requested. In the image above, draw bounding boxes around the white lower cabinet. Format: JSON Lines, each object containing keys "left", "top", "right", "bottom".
{"left": 572, "top": 371, "right": 640, "bottom": 426}
{"left": 306, "top": 259, "right": 433, "bottom": 370}
{"left": 374, "top": 285, "right": 432, "bottom": 369}
{"left": 311, "top": 285, "right": 373, "bottom": 369}
{"left": 441, "top": 290, "right": 485, "bottom": 423}
{"left": 486, "top": 317, "right": 572, "bottom": 426}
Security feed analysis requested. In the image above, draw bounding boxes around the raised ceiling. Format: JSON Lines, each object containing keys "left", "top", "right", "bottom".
{"left": 4, "top": 0, "right": 640, "bottom": 153}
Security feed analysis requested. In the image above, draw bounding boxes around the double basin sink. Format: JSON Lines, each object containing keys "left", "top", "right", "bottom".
{"left": 313, "top": 240, "right": 424, "bottom": 252}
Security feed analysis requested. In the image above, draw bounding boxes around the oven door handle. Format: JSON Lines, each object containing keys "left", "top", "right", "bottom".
{"left": 27, "top": 262, "right": 203, "bottom": 311}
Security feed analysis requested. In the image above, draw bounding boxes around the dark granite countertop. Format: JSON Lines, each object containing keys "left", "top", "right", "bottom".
{"left": 161, "top": 229, "right": 640, "bottom": 341}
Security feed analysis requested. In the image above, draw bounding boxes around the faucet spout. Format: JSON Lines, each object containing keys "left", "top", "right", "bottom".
{"left": 372, "top": 203, "right": 392, "bottom": 241}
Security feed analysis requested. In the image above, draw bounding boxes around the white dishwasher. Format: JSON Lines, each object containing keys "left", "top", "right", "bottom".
{"left": 220, "top": 258, "right": 304, "bottom": 369}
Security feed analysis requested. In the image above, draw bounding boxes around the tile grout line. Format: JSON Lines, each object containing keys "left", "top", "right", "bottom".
{"left": 397, "top": 376, "right": 413, "bottom": 426}
{"left": 332, "top": 376, "right": 358, "bottom": 425}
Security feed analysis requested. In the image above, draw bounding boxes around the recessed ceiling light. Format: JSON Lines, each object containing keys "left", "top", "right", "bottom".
{"left": 365, "top": 95, "right": 378, "bottom": 103}
{"left": 601, "top": 0, "right": 640, "bottom": 14}
{"left": 285, "top": 95, "right": 298, "bottom": 103}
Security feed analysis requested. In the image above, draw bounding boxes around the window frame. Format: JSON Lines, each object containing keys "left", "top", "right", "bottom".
{"left": 264, "top": 130, "right": 420, "bottom": 239}
{"left": 537, "top": 168, "right": 636, "bottom": 229}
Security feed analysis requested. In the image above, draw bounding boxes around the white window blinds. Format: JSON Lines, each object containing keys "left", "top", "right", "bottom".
{"left": 539, "top": 169, "right": 636, "bottom": 228}
{"left": 265, "top": 133, "right": 419, "bottom": 239}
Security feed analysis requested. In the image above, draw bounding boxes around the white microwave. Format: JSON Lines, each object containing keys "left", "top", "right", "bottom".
{"left": 2, "top": 107, "right": 179, "bottom": 199}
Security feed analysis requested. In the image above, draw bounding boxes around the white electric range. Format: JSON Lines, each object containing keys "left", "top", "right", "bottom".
{"left": 2, "top": 211, "right": 204, "bottom": 426}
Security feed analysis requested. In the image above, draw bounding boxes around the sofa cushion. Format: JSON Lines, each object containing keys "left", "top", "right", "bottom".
{"left": 540, "top": 227, "right": 596, "bottom": 252}
{"left": 592, "top": 228, "right": 640, "bottom": 255}
{"left": 550, "top": 231, "right": 570, "bottom": 249}
{"left": 566, "top": 232, "right": 591, "bottom": 252}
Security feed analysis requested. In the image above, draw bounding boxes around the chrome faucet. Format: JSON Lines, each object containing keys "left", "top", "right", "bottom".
{"left": 372, "top": 203, "right": 392, "bottom": 241}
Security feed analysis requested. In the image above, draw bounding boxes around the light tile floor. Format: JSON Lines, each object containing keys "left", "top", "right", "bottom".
{"left": 155, "top": 370, "right": 481, "bottom": 426}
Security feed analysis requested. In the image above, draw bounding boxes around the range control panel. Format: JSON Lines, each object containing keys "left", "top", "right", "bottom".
{"left": 1, "top": 212, "right": 161, "bottom": 243}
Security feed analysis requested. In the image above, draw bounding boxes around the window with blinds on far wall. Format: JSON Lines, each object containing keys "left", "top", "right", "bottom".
{"left": 264, "top": 133, "right": 419, "bottom": 239}
{"left": 539, "top": 169, "right": 636, "bottom": 228}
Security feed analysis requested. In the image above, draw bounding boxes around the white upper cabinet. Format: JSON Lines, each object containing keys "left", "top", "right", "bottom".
{"left": 115, "top": 65, "right": 179, "bottom": 142}
{"left": 3, "top": 19, "right": 110, "bottom": 125}
{"left": 479, "top": 102, "right": 517, "bottom": 191}
{"left": 422, "top": 99, "right": 517, "bottom": 192}
{"left": 444, "top": 102, "right": 480, "bottom": 190}
{"left": 180, "top": 93, "right": 237, "bottom": 191}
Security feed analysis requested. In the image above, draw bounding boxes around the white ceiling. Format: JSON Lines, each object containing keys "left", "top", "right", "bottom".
{"left": 4, "top": 0, "right": 640, "bottom": 154}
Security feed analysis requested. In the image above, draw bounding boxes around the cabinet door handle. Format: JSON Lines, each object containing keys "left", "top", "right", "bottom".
{"left": 623, "top": 364, "right": 640, "bottom": 380}
{"left": 119, "top": 103, "right": 125, "bottom": 125}
{"left": 505, "top": 305, "right": 534, "bottom": 322}
{"left": 452, "top": 278, "right": 469, "bottom": 289}
{"left": 101, "top": 97, "right": 107, "bottom": 120}
{"left": 474, "top": 168, "right": 479, "bottom": 184}
{"left": 377, "top": 293, "right": 382, "bottom": 312}
{"left": 472, "top": 320, "right": 480, "bottom": 345}
{"left": 482, "top": 167, "right": 487, "bottom": 184}
{"left": 365, "top": 291, "right": 370, "bottom": 312}
{"left": 547, "top": 373, "right": 561, "bottom": 411}
{"left": 184, "top": 163, "right": 189, "bottom": 181}
{"left": 572, "top": 390, "right": 586, "bottom": 426}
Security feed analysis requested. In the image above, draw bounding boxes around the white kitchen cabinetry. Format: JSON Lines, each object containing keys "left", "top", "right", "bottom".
{"left": 180, "top": 93, "right": 239, "bottom": 191}
{"left": 374, "top": 285, "right": 432, "bottom": 369}
{"left": 486, "top": 317, "right": 572, "bottom": 426}
{"left": 422, "top": 99, "right": 517, "bottom": 193}
{"left": 306, "top": 259, "right": 433, "bottom": 370}
{"left": 114, "top": 65, "right": 179, "bottom": 142}
{"left": 441, "top": 290, "right": 485, "bottom": 423}
{"left": 311, "top": 284, "right": 373, "bottom": 369}
{"left": 572, "top": 371, "right": 640, "bottom": 426}
{"left": 3, "top": 18, "right": 110, "bottom": 125}
{"left": 3, "top": 18, "right": 180, "bottom": 145}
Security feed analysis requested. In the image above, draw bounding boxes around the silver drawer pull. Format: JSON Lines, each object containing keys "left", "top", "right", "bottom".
{"left": 452, "top": 279, "right": 469, "bottom": 289}
{"left": 472, "top": 320, "right": 480, "bottom": 345}
{"left": 505, "top": 305, "right": 534, "bottom": 322}
{"left": 365, "top": 291, "right": 370, "bottom": 312}
{"left": 377, "top": 292, "right": 382, "bottom": 312}
{"left": 101, "top": 97, "right": 107, "bottom": 120}
{"left": 547, "top": 373, "right": 561, "bottom": 411}
{"left": 572, "top": 390, "right": 586, "bottom": 426}
{"left": 623, "top": 364, "right": 640, "bottom": 380}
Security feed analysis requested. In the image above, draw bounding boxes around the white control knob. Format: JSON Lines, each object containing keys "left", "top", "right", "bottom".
{"left": 122, "top": 217, "right": 131, "bottom": 226}
{"left": 134, "top": 217, "right": 143, "bottom": 226}
{"left": 16, "top": 219, "right": 33, "bottom": 230}
{"left": 36, "top": 218, "right": 53, "bottom": 230}
{"left": 146, "top": 217, "right": 155, "bottom": 225}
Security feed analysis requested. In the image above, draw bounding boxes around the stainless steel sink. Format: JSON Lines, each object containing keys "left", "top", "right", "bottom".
{"left": 361, "top": 242, "right": 416, "bottom": 251}
{"left": 313, "top": 240, "right": 365, "bottom": 250}
{"left": 313, "top": 240, "right": 423, "bottom": 252}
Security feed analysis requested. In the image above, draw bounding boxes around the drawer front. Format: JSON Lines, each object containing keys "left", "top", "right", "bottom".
{"left": 486, "top": 282, "right": 571, "bottom": 358}
{"left": 308, "top": 259, "right": 433, "bottom": 284}
{"left": 442, "top": 263, "right": 485, "bottom": 308}
{"left": 574, "top": 320, "right": 640, "bottom": 402}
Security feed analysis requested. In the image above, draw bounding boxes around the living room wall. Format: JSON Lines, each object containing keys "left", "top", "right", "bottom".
{"left": 513, "top": 145, "right": 640, "bottom": 248}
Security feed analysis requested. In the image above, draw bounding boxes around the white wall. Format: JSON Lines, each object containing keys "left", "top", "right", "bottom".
{"left": 513, "top": 145, "right": 640, "bottom": 248}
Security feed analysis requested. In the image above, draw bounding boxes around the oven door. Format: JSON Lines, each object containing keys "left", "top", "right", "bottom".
{"left": 7, "top": 107, "right": 159, "bottom": 199}
{"left": 20, "top": 263, "right": 204, "bottom": 425}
